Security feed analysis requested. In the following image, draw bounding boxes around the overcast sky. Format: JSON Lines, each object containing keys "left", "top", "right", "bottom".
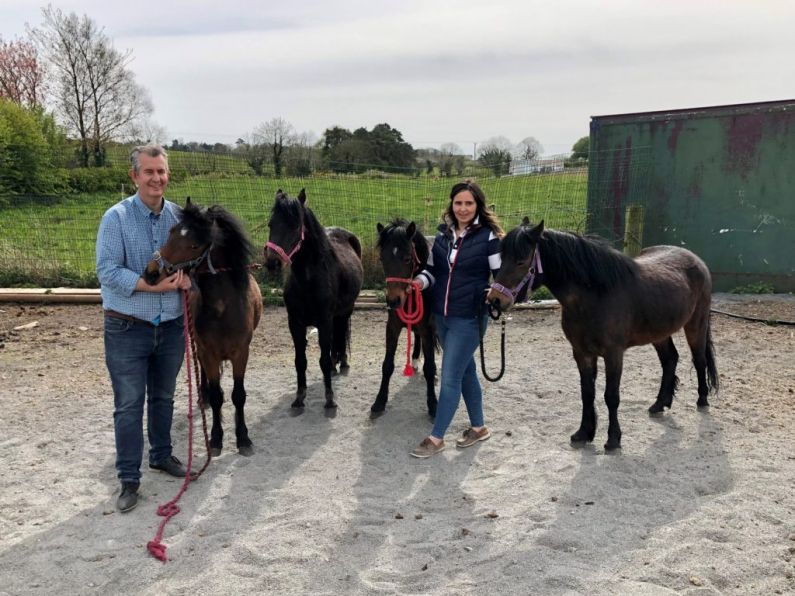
{"left": 3, "top": 0, "right": 794, "bottom": 155}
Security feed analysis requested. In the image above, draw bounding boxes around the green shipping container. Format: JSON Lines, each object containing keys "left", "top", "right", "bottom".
{"left": 586, "top": 99, "right": 795, "bottom": 292}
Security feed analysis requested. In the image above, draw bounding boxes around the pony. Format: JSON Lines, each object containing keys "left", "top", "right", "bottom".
{"left": 264, "top": 189, "right": 363, "bottom": 409}
{"left": 372, "top": 219, "right": 438, "bottom": 417}
{"left": 486, "top": 218, "right": 718, "bottom": 451}
{"left": 144, "top": 199, "right": 262, "bottom": 456}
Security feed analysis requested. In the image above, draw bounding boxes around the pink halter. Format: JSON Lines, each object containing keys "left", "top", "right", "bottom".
{"left": 266, "top": 225, "right": 305, "bottom": 265}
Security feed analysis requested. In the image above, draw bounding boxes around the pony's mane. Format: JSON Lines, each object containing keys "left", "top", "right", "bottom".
{"left": 504, "top": 225, "right": 638, "bottom": 292}
{"left": 182, "top": 202, "right": 255, "bottom": 288}
{"left": 377, "top": 218, "right": 429, "bottom": 268}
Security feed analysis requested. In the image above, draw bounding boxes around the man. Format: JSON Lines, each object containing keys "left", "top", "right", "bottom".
{"left": 96, "top": 144, "right": 193, "bottom": 513}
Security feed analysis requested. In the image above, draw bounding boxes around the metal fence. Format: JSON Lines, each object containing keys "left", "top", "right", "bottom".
{"left": 0, "top": 150, "right": 641, "bottom": 289}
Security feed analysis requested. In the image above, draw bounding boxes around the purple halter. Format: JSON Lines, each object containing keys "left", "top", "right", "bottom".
{"left": 266, "top": 225, "right": 305, "bottom": 265}
{"left": 491, "top": 247, "right": 543, "bottom": 304}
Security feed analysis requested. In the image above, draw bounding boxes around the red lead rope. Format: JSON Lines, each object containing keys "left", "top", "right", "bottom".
{"left": 386, "top": 279, "right": 424, "bottom": 376}
{"left": 147, "top": 289, "right": 212, "bottom": 563}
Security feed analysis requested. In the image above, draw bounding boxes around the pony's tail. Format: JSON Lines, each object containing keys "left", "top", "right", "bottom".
{"left": 346, "top": 316, "right": 353, "bottom": 360}
{"left": 705, "top": 320, "right": 719, "bottom": 394}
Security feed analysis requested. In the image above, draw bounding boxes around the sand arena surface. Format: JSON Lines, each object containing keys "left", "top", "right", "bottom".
{"left": 0, "top": 295, "right": 793, "bottom": 595}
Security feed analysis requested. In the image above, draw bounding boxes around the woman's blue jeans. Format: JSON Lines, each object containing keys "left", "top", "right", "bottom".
{"left": 431, "top": 314, "right": 487, "bottom": 440}
{"left": 104, "top": 316, "right": 185, "bottom": 483}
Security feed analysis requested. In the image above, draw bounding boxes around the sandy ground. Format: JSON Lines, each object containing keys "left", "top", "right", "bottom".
{"left": 0, "top": 295, "right": 794, "bottom": 595}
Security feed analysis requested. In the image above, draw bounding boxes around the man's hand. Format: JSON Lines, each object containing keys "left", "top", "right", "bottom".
{"left": 140, "top": 270, "right": 192, "bottom": 292}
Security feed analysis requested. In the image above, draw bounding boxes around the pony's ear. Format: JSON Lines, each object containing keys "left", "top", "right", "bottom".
{"left": 275, "top": 189, "right": 285, "bottom": 200}
{"left": 529, "top": 220, "right": 545, "bottom": 241}
{"left": 406, "top": 221, "right": 416, "bottom": 238}
{"left": 298, "top": 188, "right": 307, "bottom": 205}
{"left": 376, "top": 222, "right": 384, "bottom": 234}
{"left": 521, "top": 216, "right": 530, "bottom": 226}
{"left": 185, "top": 196, "right": 192, "bottom": 207}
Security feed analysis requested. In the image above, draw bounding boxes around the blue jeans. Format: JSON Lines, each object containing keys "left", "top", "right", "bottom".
{"left": 104, "top": 316, "right": 185, "bottom": 483}
{"left": 431, "top": 314, "right": 487, "bottom": 440}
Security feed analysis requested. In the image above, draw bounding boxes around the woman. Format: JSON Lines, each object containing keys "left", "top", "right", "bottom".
{"left": 411, "top": 180, "right": 503, "bottom": 458}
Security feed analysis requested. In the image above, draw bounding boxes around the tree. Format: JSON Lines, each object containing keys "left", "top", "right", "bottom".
{"left": 252, "top": 117, "right": 294, "bottom": 176}
{"left": 517, "top": 136, "right": 543, "bottom": 161}
{"left": 320, "top": 123, "right": 415, "bottom": 172}
{"left": 30, "top": 6, "right": 153, "bottom": 167}
{"left": 478, "top": 136, "right": 513, "bottom": 176}
{"left": 439, "top": 142, "right": 463, "bottom": 177}
{"left": 284, "top": 131, "right": 318, "bottom": 177}
{"left": 0, "top": 37, "right": 46, "bottom": 109}
{"left": 571, "top": 135, "right": 590, "bottom": 161}
{"left": 0, "top": 99, "right": 65, "bottom": 197}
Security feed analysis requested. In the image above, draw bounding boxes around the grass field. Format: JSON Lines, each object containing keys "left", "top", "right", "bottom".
{"left": 0, "top": 168, "right": 587, "bottom": 287}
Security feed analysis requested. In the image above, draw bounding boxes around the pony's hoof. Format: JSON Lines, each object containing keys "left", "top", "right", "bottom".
{"left": 339, "top": 365, "right": 350, "bottom": 376}
{"left": 369, "top": 409, "right": 385, "bottom": 420}
{"left": 324, "top": 400, "right": 338, "bottom": 409}
{"left": 697, "top": 397, "right": 710, "bottom": 409}
{"left": 570, "top": 430, "right": 593, "bottom": 444}
{"left": 211, "top": 446, "right": 222, "bottom": 457}
{"left": 648, "top": 403, "right": 665, "bottom": 416}
{"left": 604, "top": 441, "right": 622, "bottom": 452}
{"left": 238, "top": 444, "right": 254, "bottom": 457}
{"left": 291, "top": 399, "right": 305, "bottom": 409}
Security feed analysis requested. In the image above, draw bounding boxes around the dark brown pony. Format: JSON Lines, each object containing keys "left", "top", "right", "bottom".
{"left": 487, "top": 218, "right": 718, "bottom": 451}
{"left": 372, "top": 219, "right": 438, "bottom": 417}
{"left": 144, "top": 199, "right": 262, "bottom": 456}
{"left": 264, "top": 189, "right": 363, "bottom": 409}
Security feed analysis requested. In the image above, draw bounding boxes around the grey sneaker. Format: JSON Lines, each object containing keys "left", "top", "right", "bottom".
{"left": 411, "top": 437, "right": 445, "bottom": 458}
{"left": 117, "top": 482, "right": 139, "bottom": 513}
{"left": 455, "top": 427, "right": 491, "bottom": 448}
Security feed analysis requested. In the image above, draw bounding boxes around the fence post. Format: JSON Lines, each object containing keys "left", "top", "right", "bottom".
{"left": 623, "top": 204, "right": 644, "bottom": 257}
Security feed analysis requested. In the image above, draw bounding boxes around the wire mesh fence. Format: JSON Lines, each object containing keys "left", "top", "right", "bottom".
{"left": 0, "top": 147, "right": 645, "bottom": 289}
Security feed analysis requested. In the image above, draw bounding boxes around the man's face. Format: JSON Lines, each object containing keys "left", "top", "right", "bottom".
{"left": 130, "top": 153, "right": 169, "bottom": 203}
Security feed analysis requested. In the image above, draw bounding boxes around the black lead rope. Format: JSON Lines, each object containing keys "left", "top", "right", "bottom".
{"left": 479, "top": 300, "right": 506, "bottom": 382}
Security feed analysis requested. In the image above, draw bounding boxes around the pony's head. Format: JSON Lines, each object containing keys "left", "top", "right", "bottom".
{"left": 265, "top": 188, "right": 307, "bottom": 270}
{"left": 486, "top": 216, "right": 544, "bottom": 311}
{"left": 377, "top": 219, "right": 423, "bottom": 310}
{"left": 144, "top": 197, "right": 216, "bottom": 285}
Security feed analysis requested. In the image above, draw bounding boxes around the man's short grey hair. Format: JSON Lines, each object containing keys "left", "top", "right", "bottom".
{"left": 130, "top": 144, "right": 169, "bottom": 173}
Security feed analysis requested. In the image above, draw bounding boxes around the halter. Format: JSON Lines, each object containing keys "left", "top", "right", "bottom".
{"left": 265, "top": 225, "right": 305, "bottom": 265}
{"left": 151, "top": 245, "right": 216, "bottom": 277}
{"left": 490, "top": 247, "right": 543, "bottom": 304}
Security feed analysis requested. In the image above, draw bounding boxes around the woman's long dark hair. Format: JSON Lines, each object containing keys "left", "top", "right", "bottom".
{"left": 442, "top": 180, "right": 504, "bottom": 237}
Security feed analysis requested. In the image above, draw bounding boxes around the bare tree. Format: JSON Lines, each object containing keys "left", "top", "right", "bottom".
{"left": 517, "top": 136, "right": 543, "bottom": 161}
{"left": 0, "top": 37, "right": 46, "bottom": 108}
{"left": 30, "top": 7, "right": 153, "bottom": 166}
{"left": 252, "top": 117, "right": 295, "bottom": 177}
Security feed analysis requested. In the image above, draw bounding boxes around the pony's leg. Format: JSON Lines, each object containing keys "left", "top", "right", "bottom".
{"left": 199, "top": 366, "right": 209, "bottom": 411}
{"left": 201, "top": 361, "right": 224, "bottom": 456}
{"left": 649, "top": 337, "right": 679, "bottom": 414}
{"left": 411, "top": 328, "right": 422, "bottom": 371}
{"left": 288, "top": 317, "right": 308, "bottom": 408}
{"left": 420, "top": 322, "right": 438, "bottom": 417}
{"left": 331, "top": 314, "right": 351, "bottom": 375}
{"left": 603, "top": 350, "right": 624, "bottom": 451}
{"left": 570, "top": 351, "right": 598, "bottom": 444}
{"left": 371, "top": 315, "right": 400, "bottom": 416}
{"left": 230, "top": 349, "right": 253, "bottom": 456}
{"left": 317, "top": 319, "right": 337, "bottom": 408}
{"left": 684, "top": 315, "right": 718, "bottom": 408}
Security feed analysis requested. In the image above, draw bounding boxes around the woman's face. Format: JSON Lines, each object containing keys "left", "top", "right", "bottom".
{"left": 452, "top": 190, "right": 477, "bottom": 229}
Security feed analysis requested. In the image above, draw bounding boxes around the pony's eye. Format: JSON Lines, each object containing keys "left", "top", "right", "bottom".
{"left": 190, "top": 244, "right": 201, "bottom": 250}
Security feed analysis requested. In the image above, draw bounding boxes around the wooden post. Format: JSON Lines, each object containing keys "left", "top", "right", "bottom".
{"left": 623, "top": 204, "right": 644, "bottom": 257}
